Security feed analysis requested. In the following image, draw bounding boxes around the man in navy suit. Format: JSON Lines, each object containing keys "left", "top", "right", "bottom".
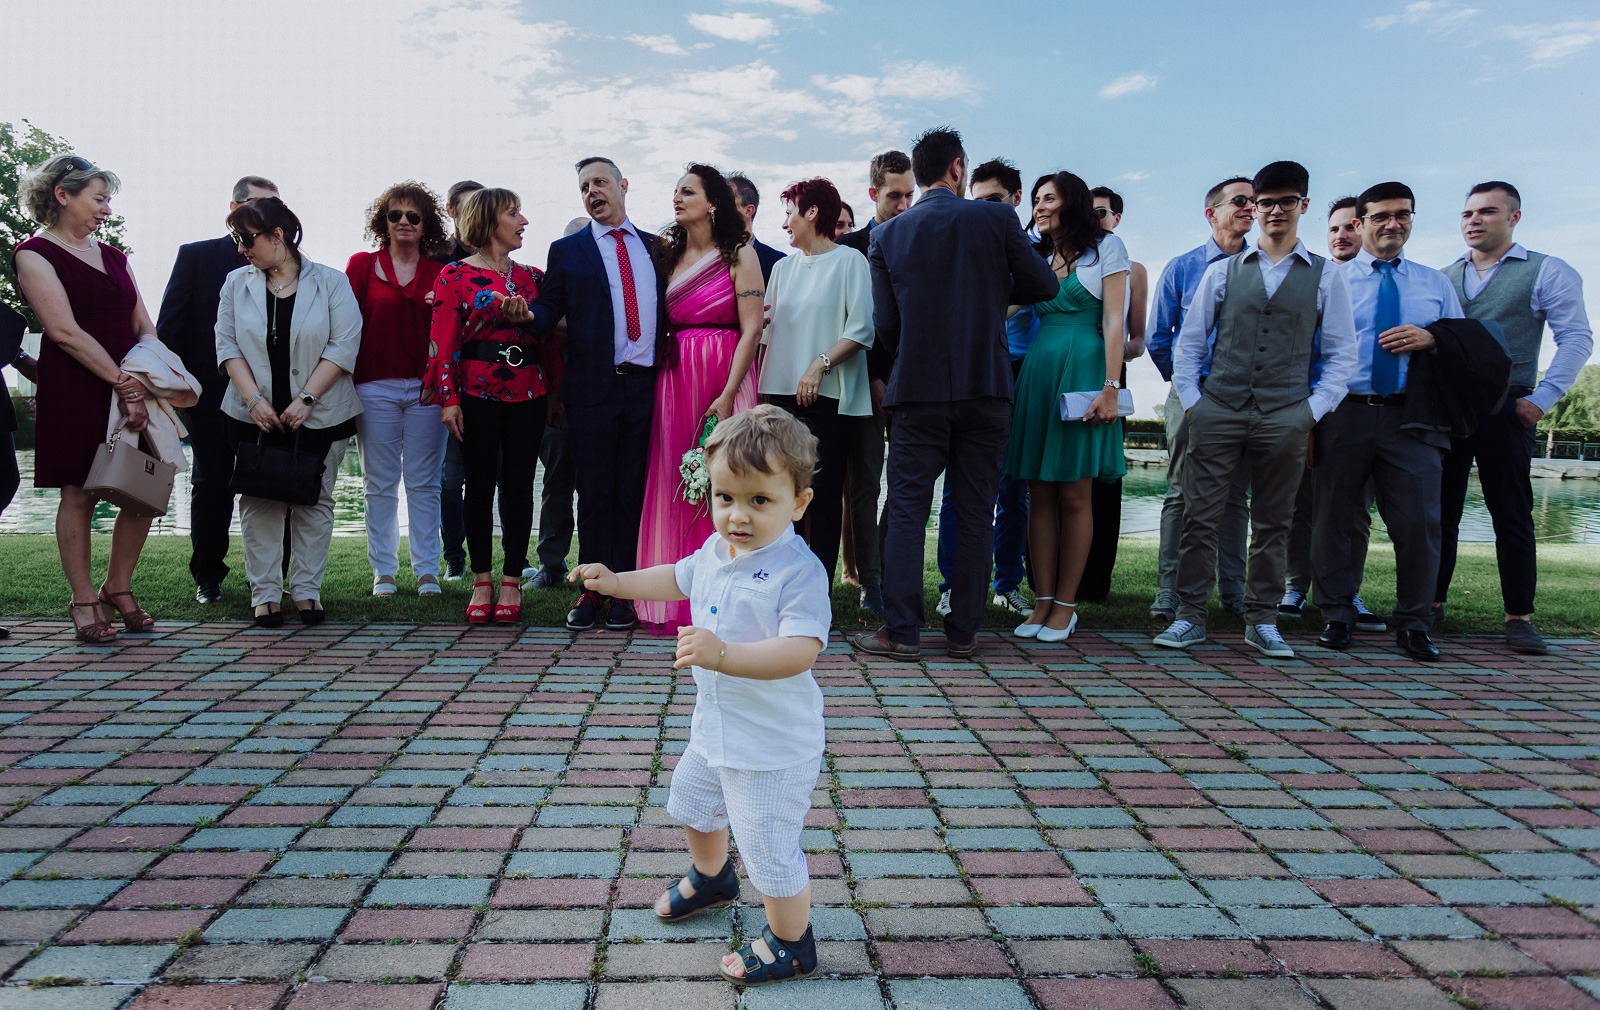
{"left": 525, "top": 157, "right": 665, "bottom": 633}
{"left": 850, "top": 128, "right": 1058, "bottom": 660}
{"left": 157, "top": 175, "right": 278, "bottom": 604}
{"left": 727, "top": 173, "right": 785, "bottom": 284}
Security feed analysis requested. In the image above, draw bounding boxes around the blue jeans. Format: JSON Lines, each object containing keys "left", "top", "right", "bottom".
{"left": 936, "top": 471, "right": 1028, "bottom": 595}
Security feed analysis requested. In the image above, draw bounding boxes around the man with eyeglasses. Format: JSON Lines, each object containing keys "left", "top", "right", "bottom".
{"left": 1310, "top": 182, "right": 1461, "bottom": 661}
{"left": 1436, "top": 181, "right": 1593, "bottom": 655}
{"left": 157, "top": 175, "right": 279, "bottom": 606}
{"left": 1160, "top": 161, "right": 1356, "bottom": 659}
{"left": 1146, "top": 176, "right": 1256, "bottom": 623}
{"left": 931, "top": 158, "right": 1036, "bottom": 620}
{"left": 1281, "top": 197, "right": 1384, "bottom": 629}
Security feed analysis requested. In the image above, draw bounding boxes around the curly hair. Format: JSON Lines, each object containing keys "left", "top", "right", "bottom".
{"left": 654, "top": 164, "right": 745, "bottom": 275}
{"left": 364, "top": 181, "right": 449, "bottom": 256}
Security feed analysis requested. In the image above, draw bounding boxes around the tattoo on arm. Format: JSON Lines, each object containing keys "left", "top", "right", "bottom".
{"left": 738, "top": 290, "right": 764, "bottom": 298}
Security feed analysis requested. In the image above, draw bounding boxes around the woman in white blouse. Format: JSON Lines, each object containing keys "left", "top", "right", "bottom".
{"left": 1003, "top": 172, "right": 1128, "bottom": 642}
{"left": 757, "top": 178, "right": 872, "bottom": 585}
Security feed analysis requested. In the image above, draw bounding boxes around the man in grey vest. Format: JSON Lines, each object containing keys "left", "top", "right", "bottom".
{"left": 1312, "top": 182, "right": 1463, "bottom": 661}
{"left": 1160, "top": 161, "right": 1357, "bottom": 658}
{"left": 1436, "top": 182, "right": 1593, "bottom": 655}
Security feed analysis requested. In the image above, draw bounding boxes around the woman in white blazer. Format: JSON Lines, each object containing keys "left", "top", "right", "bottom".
{"left": 216, "top": 198, "right": 362, "bottom": 627}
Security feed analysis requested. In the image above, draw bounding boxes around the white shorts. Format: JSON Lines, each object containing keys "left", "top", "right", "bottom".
{"left": 665, "top": 747, "right": 822, "bottom": 899}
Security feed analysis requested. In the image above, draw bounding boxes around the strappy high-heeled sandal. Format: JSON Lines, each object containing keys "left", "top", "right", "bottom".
{"left": 97, "top": 586, "right": 154, "bottom": 633}
{"left": 69, "top": 600, "right": 118, "bottom": 644}
{"left": 493, "top": 576, "right": 522, "bottom": 624}
{"left": 466, "top": 580, "right": 493, "bottom": 625}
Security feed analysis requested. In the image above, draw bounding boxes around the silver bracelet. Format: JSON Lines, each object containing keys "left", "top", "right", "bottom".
{"left": 246, "top": 393, "right": 266, "bottom": 411}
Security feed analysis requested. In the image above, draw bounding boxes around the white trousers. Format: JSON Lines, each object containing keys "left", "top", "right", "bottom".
{"left": 355, "top": 378, "right": 447, "bottom": 578}
{"left": 240, "top": 439, "right": 347, "bottom": 607}
{"left": 666, "top": 746, "right": 821, "bottom": 899}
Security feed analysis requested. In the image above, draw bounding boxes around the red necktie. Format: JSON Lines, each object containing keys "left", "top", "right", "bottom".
{"left": 608, "top": 228, "right": 642, "bottom": 342}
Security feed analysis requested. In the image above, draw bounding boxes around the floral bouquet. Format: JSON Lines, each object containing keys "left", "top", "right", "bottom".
{"left": 678, "top": 415, "right": 718, "bottom": 506}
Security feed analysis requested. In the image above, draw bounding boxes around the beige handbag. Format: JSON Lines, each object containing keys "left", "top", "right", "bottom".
{"left": 84, "top": 423, "right": 178, "bottom": 518}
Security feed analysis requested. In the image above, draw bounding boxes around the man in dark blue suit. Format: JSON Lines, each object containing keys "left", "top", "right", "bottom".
{"left": 525, "top": 157, "right": 666, "bottom": 633}
{"left": 727, "top": 173, "right": 785, "bottom": 284}
{"left": 850, "top": 128, "right": 1058, "bottom": 660}
{"left": 157, "top": 175, "right": 278, "bottom": 604}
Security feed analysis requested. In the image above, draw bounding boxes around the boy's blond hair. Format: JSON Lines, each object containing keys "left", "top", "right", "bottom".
{"left": 703, "top": 404, "right": 818, "bottom": 494}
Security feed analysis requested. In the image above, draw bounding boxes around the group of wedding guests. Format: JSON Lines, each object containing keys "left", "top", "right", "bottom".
{"left": 4, "top": 130, "right": 1590, "bottom": 663}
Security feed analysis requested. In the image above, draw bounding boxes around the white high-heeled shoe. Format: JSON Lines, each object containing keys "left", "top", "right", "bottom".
{"left": 1014, "top": 597, "right": 1053, "bottom": 638}
{"left": 1035, "top": 607, "right": 1078, "bottom": 643}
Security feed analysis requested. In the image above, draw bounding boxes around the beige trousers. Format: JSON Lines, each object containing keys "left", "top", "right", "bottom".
{"left": 240, "top": 440, "right": 347, "bottom": 607}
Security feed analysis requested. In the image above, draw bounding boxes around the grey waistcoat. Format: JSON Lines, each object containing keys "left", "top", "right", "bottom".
{"left": 1443, "top": 252, "right": 1546, "bottom": 390}
{"left": 1204, "top": 251, "right": 1325, "bottom": 413}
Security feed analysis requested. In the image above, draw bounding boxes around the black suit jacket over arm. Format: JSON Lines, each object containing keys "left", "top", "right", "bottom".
{"left": 867, "top": 188, "right": 1058, "bottom": 408}
{"left": 156, "top": 235, "right": 242, "bottom": 409}
{"left": 1402, "top": 318, "right": 1513, "bottom": 446}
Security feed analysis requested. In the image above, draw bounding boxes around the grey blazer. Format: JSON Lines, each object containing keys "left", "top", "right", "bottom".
{"left": 215, "top": 256, "right": 363, "bottom": 428}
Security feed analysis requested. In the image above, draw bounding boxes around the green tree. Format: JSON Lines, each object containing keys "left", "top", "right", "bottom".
{"left": 1, "top": 119, "right": 131, "bottom": 330}
{"left": 1538, "top": 363, "right": 1600, "bottom": 439}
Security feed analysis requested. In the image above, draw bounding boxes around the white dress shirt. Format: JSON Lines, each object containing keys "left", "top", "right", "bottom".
{"left": 1456, "top": 242, "right": 1593, "bottom": 412}
{"left": 1173, "top": 239, "right": 1357, "bottom": 422}
{"left": 589, "top": 218, "right": 659, "bottom": 368}
{"left": 673, "top": 528, "right": 831, "bottom": 770}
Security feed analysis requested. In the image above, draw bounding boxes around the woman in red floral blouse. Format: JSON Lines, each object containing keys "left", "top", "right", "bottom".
{"left": 428, "top": 187, "right": 558, "bottom": 624}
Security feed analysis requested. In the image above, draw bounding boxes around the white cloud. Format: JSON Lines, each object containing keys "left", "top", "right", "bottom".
{"left": 814, "top": 61, "right": 976, "bottom": 104}
{"left": 687, "top": 12, "right": 778, "bottom": 42}
{"left": 1367, "top": 0, "right": 1478, "bottom": 32}
{"left": 1099, "top": 73, "right": 1158, "bottom": 100}
{"left": 733, "top": 0, "right": 832, "bottom": 13}
{"left": 1120, "top": 171, "right": 1150, "bottom": 182}
{"left": 626, "top": 33, "right": 690, "bottom": 56}
{"left": 1507, "top": 19, "right": 1600, "bottom": 66}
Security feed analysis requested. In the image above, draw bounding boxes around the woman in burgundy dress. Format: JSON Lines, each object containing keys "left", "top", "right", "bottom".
{"left": 13, "top": 155, "right": 161, "bottom": 643}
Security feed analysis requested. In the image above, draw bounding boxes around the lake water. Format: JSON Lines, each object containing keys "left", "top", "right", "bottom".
{"left": 3, "top": 448, "right": 1598, "bottom": 545}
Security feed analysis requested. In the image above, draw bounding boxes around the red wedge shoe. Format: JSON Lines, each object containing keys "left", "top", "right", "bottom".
{"left": 466, "top": 580, "right": 493, "bottom": 625}
{"left": 494, "top": 577, "right": 523, "bottom": 624}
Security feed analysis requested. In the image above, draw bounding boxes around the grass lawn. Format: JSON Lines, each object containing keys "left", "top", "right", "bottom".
{"left": 1, "top": 533, "right": 1595, "bottom": 638}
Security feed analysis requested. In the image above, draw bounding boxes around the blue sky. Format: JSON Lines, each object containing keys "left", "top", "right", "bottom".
{"left": 6, "top": 0, "right": 1597, "bottom": 414}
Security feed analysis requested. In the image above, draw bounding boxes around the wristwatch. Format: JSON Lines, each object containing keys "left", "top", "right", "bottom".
{"left": 1103, "top": 379, "right": 1121, "bottom": 389}
{"left": 298, "top": 391, "right": 318, "bottom": 406}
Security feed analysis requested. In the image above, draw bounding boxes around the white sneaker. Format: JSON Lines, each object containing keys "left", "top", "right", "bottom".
{"left": 1153, "top": 620, "right": 1206, "bottom": 649}
{"left": 372, "top": 575, "right": 397, "bottom": 597}
{"left": 1245, "top": 623, "right": 1295, "bottom": 658}
{"left": 936, "top": 589, "right": 952, "bottom": 616}
{"left": 994, "top": 588, "right": 1031, "bottom": 614}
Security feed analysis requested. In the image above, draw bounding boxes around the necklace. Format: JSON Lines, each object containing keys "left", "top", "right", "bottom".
{"left": 44, "top": 228, "right": 95, "bottom": 253}
{"left": 477, "top": 253, "right": 516, "bottom": 296}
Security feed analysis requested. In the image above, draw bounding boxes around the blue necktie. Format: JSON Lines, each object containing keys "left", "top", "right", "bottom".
{"left": 1371, "top": 259, "right": 1401, "bottom": 396}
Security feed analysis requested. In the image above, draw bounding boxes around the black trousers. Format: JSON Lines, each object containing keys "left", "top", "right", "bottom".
{"left": 536, "top": 422, "right": 577, "bottom": 573}
{"left": 568, "top": 371, "right": 656, "bottom": 575}
{"left": 460, "top": 395, "right": 546, "bottom": 578}
{"left": 0, "top": 432, "right": 18, "bottom": 514}
{"left": 764, "top": 393, "right": 847, "bottom": 584}
{"left": 1437, "top": 391, "right": 1538, "bottom": 616}
{"left": 185, "top": 405, "right": 238, "bottom": 585}
{"left": 883, "top": 398, "right": 1010, "bottom": 646}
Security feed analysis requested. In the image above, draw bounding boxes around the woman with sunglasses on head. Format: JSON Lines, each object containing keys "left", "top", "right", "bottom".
{"left": 13, "top": 154, "right": 163, "bottom": 643}
{"left": 427, "top": 188, "right": 554, "bottom": 625}
{"left": 346, "top": 183, "right": 449, "bottom": 600}
{"left": 216, "top": 198, "right": 363, "bottom": 627}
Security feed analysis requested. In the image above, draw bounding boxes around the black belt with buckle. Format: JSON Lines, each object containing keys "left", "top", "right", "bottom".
{"left": 614, "top": 362, "right": 654, "bottom": 375}
{"left": 1350, "top": 393, "right": 1406, "bottom": 406}
{"left": 460, "top": 341, "right": 535, "bottom": 368}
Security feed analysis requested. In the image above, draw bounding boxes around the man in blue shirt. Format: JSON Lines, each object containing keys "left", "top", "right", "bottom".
{"left": 1146, "top": 177, "right": 1255, "bottom": 621}
{"left": 1312, "top": 182, "right": 1462, "bottom": 661}
{"left": 933, "top": 158, "right": 1036, "bottom": 618}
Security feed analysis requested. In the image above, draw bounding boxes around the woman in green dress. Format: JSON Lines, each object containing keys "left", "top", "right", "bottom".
{"left": 1004, "top": 171, "right": 1128, "bottom": 642}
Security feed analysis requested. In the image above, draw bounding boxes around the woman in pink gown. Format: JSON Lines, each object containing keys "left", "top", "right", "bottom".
{"left": 636, "top": 164, "right": 765, "bottom": 628}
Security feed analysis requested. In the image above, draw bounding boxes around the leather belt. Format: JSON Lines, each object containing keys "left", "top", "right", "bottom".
{"left": 460, "top": 342, "right": 534, "bottom": 368}
{"left": 1349, "top": 393, "right": 1406, "bottom": 406}
{"left": 614, "top": 362, "right": 654, "bottom": 375}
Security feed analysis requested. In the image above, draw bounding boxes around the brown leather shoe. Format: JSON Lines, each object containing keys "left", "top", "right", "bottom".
{"left": 849, "top": 630, "right": 921, "bottom": 661}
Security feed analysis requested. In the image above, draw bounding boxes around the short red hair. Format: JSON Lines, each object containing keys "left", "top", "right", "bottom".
{"left": 780, "top": 178, "right": 842, "bottom": 239}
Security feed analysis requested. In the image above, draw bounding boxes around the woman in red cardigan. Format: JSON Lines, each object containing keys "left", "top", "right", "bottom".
{"left": 347, "top": 182, "right": 448, "bottom": 598}
{"left": 428, "top": 188, "right": 558, "bottom": 624}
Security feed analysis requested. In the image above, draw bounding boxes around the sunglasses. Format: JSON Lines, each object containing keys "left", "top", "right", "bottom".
{"left": 1212, "top": 194, "right": 1255, "bottom": 210}
{"left": 387, "top": 210, "right": 423, "bottom": 225}
{"left": 231, "top": 231, "right": 266, "bottom": 249}
{"left": 975, "top": 194, "right": 1007, "bottom": 203}
{"left": 1094, "top": 207, "right": 1113, "bottom": 219}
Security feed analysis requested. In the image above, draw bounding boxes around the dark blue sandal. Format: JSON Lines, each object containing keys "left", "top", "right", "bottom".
{"left": 720, "top": 924, "right": 817, "bottom": 987}
{"left": 656, "top": 858, "right": 738, "bottom": 922}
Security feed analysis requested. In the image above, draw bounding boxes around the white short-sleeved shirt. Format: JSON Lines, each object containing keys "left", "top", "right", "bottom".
{"left": 1073, "top": 233, "right": 1132, "bottom": 309}
{"left": 673, "top": 527, "right": 832, "bottom": 770}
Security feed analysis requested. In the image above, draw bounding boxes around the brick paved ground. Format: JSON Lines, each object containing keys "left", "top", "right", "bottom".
{"left": 0, "top": 619, "right": 1595, "bottom": 1009}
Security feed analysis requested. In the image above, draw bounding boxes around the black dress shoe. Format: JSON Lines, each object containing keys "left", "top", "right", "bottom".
{"left": 605, "top": 598, "right": 639, "bottom": 631}
{"left": 566, "top": 591, "right": 603, "bottom": 632}
{"left": 195, "top": 582, "right": 223, "bottom": 604}
{"left": 1397, "top": 629, "right": 1440, "bottom": 661}
{"left": 1317, "top": 621, "right": 1352, "bottom": 650}
{"left": 0, "top": 626, "right": 9, "bottom": 640}
{"left": 253, "top": 604, "right": 284, "bottom": 629}
{"left": 298, "top": 603, "right": 326, "bottom": 627}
